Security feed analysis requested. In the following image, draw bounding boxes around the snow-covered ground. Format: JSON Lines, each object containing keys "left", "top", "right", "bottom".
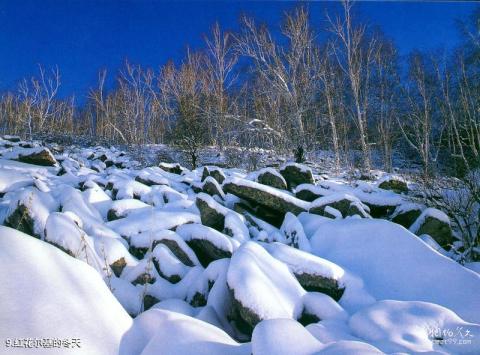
{"left": 0, "top": 136, "right": 479, "bottom": 354}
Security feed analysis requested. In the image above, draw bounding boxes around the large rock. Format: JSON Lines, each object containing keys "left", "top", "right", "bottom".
{"left": 410, "top": 208, "right": 453, "bottom": 248}
{"left": 223, "top": 177, "right": 310, "bottom": 217}
{"left": 196, "top": 193, "right": 227, "bottom": 231}
{"left": 5, "top": 187, "right": 58, "bottom": 238}
{"left": 295, "top": 184, "right": 328, "bottom": 202}
{"left": 309, "top": 193, "right": 369, "bottom": 218}
{"left": 202, "top": 176, "right": 225, "bottom": 199}
{"left": 279, "top": 163, "right": 314, "bottom": 190}
{"left": 256, "top": 168, "right": 287, "bottom": 190}
{"left": 159, "top": 162, "right": 187, "bottom": 175}
{"left": 227, "top": 242, "right": 305, "bottom": 336}
{"left": 210, "top": 167, "right": 226, "bottom": 184}
{"left": 265, "top": 243, "right": 345, "bottom": 301}
{"left": 16, "top": 147, "right": 57, "bottom": 166}
{"left": 391, "top": 203, "right": 423, "bottom": 229}
{"left": 177, "top": 224, "right": 236, "bottom": 267}
{"left": 378, "top": 176, "right": 408, "bottom": 194}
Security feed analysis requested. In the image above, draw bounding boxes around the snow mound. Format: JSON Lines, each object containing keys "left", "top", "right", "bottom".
{"left": 310, "top": 218, "right": 480, "bottom": 323}
{"left": 0, "top": 226, "right": 132, "bottom": 355}
{"left": 227, "top": 242, "right": 305, "bottom": 330}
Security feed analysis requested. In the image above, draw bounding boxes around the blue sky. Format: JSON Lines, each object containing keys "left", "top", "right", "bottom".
{"left": 0, "top": 1, "right": 478, "bottom": 102}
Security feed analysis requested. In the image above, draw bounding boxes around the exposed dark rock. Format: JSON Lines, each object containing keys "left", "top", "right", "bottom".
{"left": 257, "top": 169, "right": 287, "bottom": 190}
{"left": 3, "top": 135, "right": 21, "bottom": 142}
{"left": 223, "top": 179, "right": 308, "bottom": 216}
{"left": 228, "top": 286, "right": 262, "bottom": 337}
{"left": 294, "top": 273, "right": 345, "bottom": 301}
{"left": 310, "top": 197, "right": 355, "bottom": 217}
{"left": 153, "top": 239, "right": 195, "bottom": 267}
{"left": 362, "top": 202, "right": 398, "bottom": 219}
{"left": 210, "top": 168, "right": 226, "bottom": 184}
{"left": 143, "top": 295, "right": 160, "bottom": 311}
{"left": 110, "top": 257, "right": 126, "bottom": 277}
{"left": 202, "top": 177, "right": 225, "bottom": 198}
{"left": 379, "top": 178, "right": 408, "bottom": 193}
{"left": 17, "top": 148, "right": 57, "bottom": 166}
{"left": 129, "top": 246, "right": 149, "bottom": 259}
{"left": 195, "top": 195, "right": 225, "bottom": 231}
{"left": 392, "top": 207, "right": 423, "bottom": 229}
{"left": 186, "top": 238, "right": 231, "bottom": 268}
{"left": 5, "top": 204, "right": 39, "bottom": 238}
{"left": 131, "top": 272, "right": 156, "bottom": 286}
{"left": 279, "top": 163, "right": 314, "bottom": 190}
{"left": 153, "top": 258, "right": 181, "bottom": 284}
{"left": 189, "top": 292, "right": 207, "bottom": 307}
{"left": 295, "top": 188, "right": 324, "bottom": 202}
{"left": 298, "top": 311, "right": 320, "bottom": 327}
{"left": 201, "top": 166, "right": 210, "bottom": 182}
{"left": 416, "top": 215, "right": 453, "bottom": 249}
{"left": 159, "top": 162, "right": 186, "bottom": 175}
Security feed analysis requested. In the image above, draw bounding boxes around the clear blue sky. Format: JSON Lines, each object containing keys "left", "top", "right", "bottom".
{"left": 0, "top": 1, "right": 478, "bottom": 102}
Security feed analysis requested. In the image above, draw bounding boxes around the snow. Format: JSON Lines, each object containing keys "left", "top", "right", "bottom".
{"left": 152, "top": 244, "right": 190, "bottom": 280}
{"left": 0, "top": 226, "right": 132, "bottom": 355}
{"left": 1, "top": 140, "right": 479, "bottom": 354}
{"left": 7, "top": 186, "right": 59, "bottom": 238}
{"left": 410, "top": 207, "right": 451, "bottom": 234}
{"left": 310, "top": 218, "right": 480, "bottom": 323}
{"left": 264, "top": 242, "right": 345, "bottom": 283}
{"left": 349, "top": 300, "right": 480, "bottom": 354}
{"left": 177, "top": 223, "right": 238, "bottom": 255}
{"left": 227, "top": 241, "right": 305, "bottom": 321}
{"left": 107, "top": 209, "right": 200, "bottom": 238}
{"left": 280, "top": 212, "right": 311, "bottom": 251}
{"left": 251, "top": 319, "right": 323, "bottom": 355}
{"left": 125, "top": 309, "right": 249, "bottom": 355}
{"left": 0, "top": 169, "right": 33, "bottom": 193}
{"left": 225, "top": 176, "right": 311, "bottom": 210}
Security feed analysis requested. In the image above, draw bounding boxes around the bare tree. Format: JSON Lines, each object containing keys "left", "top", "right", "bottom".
{"left": 328, "top": 0, "right": 377, "bottom": 172}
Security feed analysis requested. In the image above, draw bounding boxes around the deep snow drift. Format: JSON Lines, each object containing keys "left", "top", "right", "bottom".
{"left": 0, "top": 136, "right": 479, "bottom": 354}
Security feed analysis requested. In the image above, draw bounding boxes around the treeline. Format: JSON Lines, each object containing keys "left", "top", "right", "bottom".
{"left": 0, "top": 2, "right": 479, "bottom": 176}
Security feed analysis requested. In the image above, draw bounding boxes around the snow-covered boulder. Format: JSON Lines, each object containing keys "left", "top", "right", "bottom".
{"left": 223, "top": 177, "right": 309, "bottom": 216}
{"left": 378, "top": 175, "right": 408, "bottom": 193}
{"left": 0, "top": 226, "right": 132, "bottom": 355}
{"left": 256, "top": 167, "right": 287, "bottom": 190}
{"left": 2, "top": 134, "right": 21, "bottom": 142}
{"left": 202, "top": 176, "right": 225, "bottom": 199}
{"left": 279, "top": 163, "right": 314, "bottom": 190}
{"left": 309, "top": 193, "right": 369, "bottom": 218}
{"left": 390, "top": 202, "right": 423, "bottom": 228}
{"left": 5, "top": 187, "right": 58, "bottom": 238}
{"left": 265, "top": 243, "right": 345, "bottom": 301}
{"left": 107, "top": 198, "right": 150, "bottom": 221}
{"left": 159, "top": 162, "right": 187, "bottom": 175}
{"left": 107, "top": 209, "right": 200, "bottom": 239}
{"left": 227, "top": 242, "right": 305, "bottom": 334}
{"left": 177, "top": 224, "right": 236, "bottom": 267}
{"left": 279, "top": 212, "right": 311, "bottom": 251}
{"left": 196, "top": 192, "right": 228, "bottom": 231}
{"left": 7, "top": 147, "right": 58, "bottom": 166}
{"left": 295, "top": 183, "right": 328, "bottom": 202}
{"left": 152, "top": 244, "right": 190, "bottom": 283}
{"left": 135, "top": 167, "right": 170, "bottom": 186}
{"left": 410, "top": 208, "right": 453, "bottom": 248}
